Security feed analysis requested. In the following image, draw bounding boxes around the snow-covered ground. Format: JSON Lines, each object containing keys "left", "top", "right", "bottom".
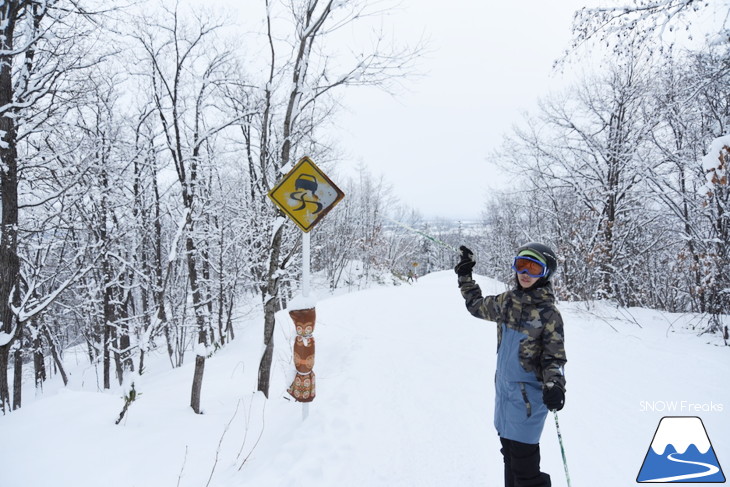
{"left": 1, "top": 271, "right": 728, "bottom": 486}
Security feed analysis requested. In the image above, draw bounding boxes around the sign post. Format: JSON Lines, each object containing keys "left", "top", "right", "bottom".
{"left": 301, "top": 230, "right": 310, "bottom": 419}
{"left": 268, "top": 157, "right": 344, "bottom": 419}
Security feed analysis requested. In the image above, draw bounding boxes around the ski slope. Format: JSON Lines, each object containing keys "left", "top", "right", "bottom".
{"left": 0, "top": 271, "right": 728, "bottom": 486}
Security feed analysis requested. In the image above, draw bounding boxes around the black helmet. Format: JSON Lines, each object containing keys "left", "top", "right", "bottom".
{"left": 516, "top": 242, "right": 558, "bottom": 279}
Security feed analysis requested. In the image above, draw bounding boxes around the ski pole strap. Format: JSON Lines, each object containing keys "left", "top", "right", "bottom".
{"left": 554, "top": 411, "right": 572, "bottom": 487}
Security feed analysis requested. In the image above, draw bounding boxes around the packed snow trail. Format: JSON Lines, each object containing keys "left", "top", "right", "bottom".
{"left": 0, "top": 271, "right": 727, "bottom": 487}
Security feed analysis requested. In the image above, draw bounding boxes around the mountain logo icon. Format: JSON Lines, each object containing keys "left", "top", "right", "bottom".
{"left": 637, "top": 416, "right": 726, "bottom": 483}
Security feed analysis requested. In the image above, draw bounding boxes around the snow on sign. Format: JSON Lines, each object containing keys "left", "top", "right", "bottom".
{"left": 637, "top": 416, "right": 726, "bottom": 483}
{"left": 268, "top": 156, "right": 345, "bottom": 233}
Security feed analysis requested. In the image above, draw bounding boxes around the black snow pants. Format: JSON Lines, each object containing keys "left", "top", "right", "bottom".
{"left": 500, "top": 437, "right": 551, "bottom": 487}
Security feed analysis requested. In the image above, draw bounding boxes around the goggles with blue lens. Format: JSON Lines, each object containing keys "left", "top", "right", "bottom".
{"left": 512, "top": 256, "right": 548, "bottom": 278}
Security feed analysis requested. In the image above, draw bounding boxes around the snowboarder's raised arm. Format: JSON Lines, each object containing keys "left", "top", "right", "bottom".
{"left": 455, "top": 245, "right": 503, "bottom": 322}
{"left": 458, "top": 276, "right": 504, "bottom": 322}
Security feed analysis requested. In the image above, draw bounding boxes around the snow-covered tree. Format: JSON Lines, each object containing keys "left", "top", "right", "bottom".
{"left": 571, "top": 0, "right": 729, "bottom": 58}
{"left": 130, "top": 3, "right": 249, "bottom": 413}
{"left": 251, "top": 0, "right": 423, "bottom": 398}
{"left": 496, "top": 55, "right": 656, "bottom": 303}
{"left": 0, "top": 0, "right": 108, "bottom": 413}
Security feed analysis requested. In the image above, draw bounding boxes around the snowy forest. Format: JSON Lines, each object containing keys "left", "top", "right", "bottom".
{"left": 0, "top": 0, "right": 728, "bottom": 418}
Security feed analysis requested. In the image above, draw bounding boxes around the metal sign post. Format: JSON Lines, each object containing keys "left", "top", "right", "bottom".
{"left": 301, "top": 230, "right": 310, "bottom": 420}
{"left": 302, "top": 231, "right": 310, "bottom": 298}
{"left": 267, "top": 157, "right": 344, "bottom": 420}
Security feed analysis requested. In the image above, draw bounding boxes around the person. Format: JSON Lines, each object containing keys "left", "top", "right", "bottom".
{"left": 454, "top": 243, "right": 566, "bottom": 487}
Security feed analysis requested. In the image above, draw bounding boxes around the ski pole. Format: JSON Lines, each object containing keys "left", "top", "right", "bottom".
{"left": 384, "top": 217, "right": 460, "bottom": 253}
{"left": 553, "top": 411, "right": 572, "bottom": 487}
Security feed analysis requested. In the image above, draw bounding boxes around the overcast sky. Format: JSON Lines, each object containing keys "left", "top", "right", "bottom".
{"left": 333, "top": 1, "right": 595, "bottom": 221}
{"left": 209, "top": 0, "right": 599, "bottom": 221}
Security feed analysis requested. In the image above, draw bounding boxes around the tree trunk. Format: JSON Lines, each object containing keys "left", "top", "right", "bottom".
{"left": 0, "top": 351, "right": 10, "bottom": 414}
{"left": 257, "top": 298, "right": 278, "bottom": 398}
{"left": 115, "top": 285, "right": 133, "bottom": 385}
{"left": 152, "top": 154, "right": 171, "bottom": 372}
{"left": 12, "top": 323, "right": 23, "bottom": 410}
{"left": 0, "top": 2, "right": 20, "bottom": 414}
{"left": 217, "top": 219, "right": 226, "bottom": 346}
{"left": 225, "top": 294, "right": 235, "bottom": 342}
{"left": 34, "top": 325, "right": 46, "bottom": 391}
{"left": 42, "top": 324, "right": 67, "bottom": 386}
{"left": 103, "top": 313, "right": 111, "bottom": 390}
{"left": 257, "top": 224, "right": 285, "bottom": 398}
{"left": 185, "top": 220, "right": 208, "bottom": 413}
{"left": 190, "top": 355, "right": 206, "bottom": 413}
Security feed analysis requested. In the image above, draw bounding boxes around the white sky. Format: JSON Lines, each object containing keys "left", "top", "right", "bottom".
{"left": 334, "top": 1, "right": 594, "bottom": 221}
{"left": 187, "top": 0, "right": 721, "bottom": 221}
{"left": 204, "top": 0, "right": 598, "bottom": 221}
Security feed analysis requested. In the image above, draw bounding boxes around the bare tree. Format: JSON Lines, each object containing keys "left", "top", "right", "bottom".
{"left": 495, "top": 56, "right": 657, "bottom": 303}
{"left": 570, "top": 0, "right": 728, "bottom": 56}
{"left": 0, "top": 0, "right": 105, "bottom": 413}
{"left": 132, "top": 3, "right": 252, "bottom": 413}
{"left": 252, "top": 0, "right": 423, "bottom": 397}
{"left": 646, "top": 48, "right": 730, "bottom": 323}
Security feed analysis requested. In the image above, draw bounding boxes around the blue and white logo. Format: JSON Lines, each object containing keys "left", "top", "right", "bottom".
{"left": 637, "top": 416, "right": 726, "bottom": 483}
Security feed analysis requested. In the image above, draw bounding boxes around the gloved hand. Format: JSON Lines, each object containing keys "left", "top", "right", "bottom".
{"left": 543, "top": 382, "right": 565, "bottom": 411}
{"left": 454, "top": 246, "right": 476, "bottom": 277}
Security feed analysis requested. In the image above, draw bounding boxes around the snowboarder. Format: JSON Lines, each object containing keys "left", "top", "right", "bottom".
{"left": 455, "top": 243, "right": 566, "bottom": 487}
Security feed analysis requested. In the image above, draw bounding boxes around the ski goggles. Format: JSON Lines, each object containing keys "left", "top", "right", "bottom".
{"left": 512, "top": 256, "right": 548, "bottom": 278}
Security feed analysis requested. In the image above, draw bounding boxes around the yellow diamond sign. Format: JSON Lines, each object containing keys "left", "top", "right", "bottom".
{"left": 268, "top": 157, "right": 345, "bottom": 232}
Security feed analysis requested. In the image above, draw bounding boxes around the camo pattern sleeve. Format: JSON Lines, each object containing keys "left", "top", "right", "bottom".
{"left": 458, "top": 274, "right": 505, "bottom": 323}
{"left": 540, "top": 304, "right": 567, "bottom": 390}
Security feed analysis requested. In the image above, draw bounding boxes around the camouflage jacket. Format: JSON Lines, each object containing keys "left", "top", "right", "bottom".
{"left": 458, "top": 275, "right": 567, "bottom": 390}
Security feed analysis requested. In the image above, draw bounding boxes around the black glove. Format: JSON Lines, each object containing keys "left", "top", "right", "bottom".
{"left": 543, "top": 383, "right": 565, "bottom": 411}
{"left": 454, "top": 245, "right": 476, "bottom": 277}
